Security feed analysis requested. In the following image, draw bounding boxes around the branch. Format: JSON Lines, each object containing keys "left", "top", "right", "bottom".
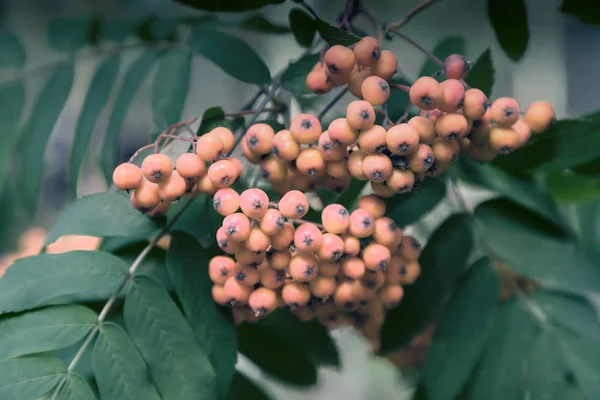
{"left": 386, "top": 27, "right": 443, "bottom": 67}
{"left": 388, "top": 0, "right": 441, "bottom": 30}
{"left": 318, "top": 87, "right": 349, "bottom": 121}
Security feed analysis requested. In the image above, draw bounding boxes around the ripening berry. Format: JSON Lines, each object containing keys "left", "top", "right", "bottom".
{"left": 347, "top": 150, "right": 369, "bottom": 180}
{"left": 432, "top": 137, "right": 460, "bottom": 164}
{"left": 278, "top": 190, "right": 309, "bottom": 219}
{"left": 175, "top": 153, "right": 205, "bottom": 179}
{"left": 408, "top": 116, "right": 437, "bottom": 143}
{"left": 409, "top": 77, "right": 445, "bottom": 111}
{"left": 348, "top": 67, "right": 372, "bottom": 97}
{"left": 289, "top": 253, "right": 319, "bottom": 282}
{"left": 512, "top": 118, "right": 532, "bottom": 147}
{"left": 362, "top": 153, "right": 393, "bottom": 183}
{"left": 386, "top": 123, "right": 420, "bottom": 155}
{"left": 346, "top": 100, "right": 376, "bottom": 130}
{"left": 458, "top": 137, "right": 472, "bottom": 153}
{"left": 209, "top": 256, "right": 236, "bottom": 285}
{"left": 195, "top": 173, "right": 217, "bottom": 195}
{"left": 260, "top": 155, "right": 288, "bottom": 183}
{"left": 249, "top": 287, "right": 278, "bottom": 317}
{"left": 349, "top": 209, "right": 375, "bottom": 238}
{"left": 157, "top": 171, "right": 187, "bottom": 202}
{"left": 490, "top": 97, "right": 519, "bottom": 127}
{"left": 216, "top": 226, "right": 241, "bottom": 254}
{"left": 435, "top": 112, "right": 469, "bottom": 141}
{"left": 439, "top": 79, "right": 465, "bottom": 113}
{"left": 245, "top": 123, "right": 275, "bottom": 155}
{"left": 341, "top": 257, "right": 366, "bottom": 280}
{"left": 260, "top": 266, "right": 286, "bottom": 289}
{"left": 260, "top": 209, "right": 285, "bottom": 236}
{"left": 211, "top": 127, "right": 235, "bottom": 154}
{"left": 290, "top": 113, "right": 322, "bottom": 145}
{"left": 334, "top": 281, "right": 357, "bottom": 311}
{"left": 420, "top": 108, "right": 444, "bottom": 122}
{"left": 309, "top": 276, "right": 337, "bottom": 300}
{"left": 386, "top": 168, "right": 415, "bottom": 193}
{"left": 400, "top": 235, "right": 421, "bottom": 261}
{"left": 373, "top": 217, "right": 397, "bottom": 246}
{"left": 319, "top": 261, "right": 340, "bottom": 278}
{"left": 353, "top": 36, "right": 381, "bottom": 66}
{"left": 325, "top": 45, "right": 356, "bottom": 76}
{"left": 241, "top": 137, "right": 261, "bottom": 164}
{"left": 234, "top": 264, "right": 261, "bottom": 287}
{"left": 213, "top": 188, "right": 240, "bottom": 216}
{"left": 401, "top": 260, "right": 421, "bottom": 284}
{"left": 489, "top": 126, "right": 520, "bottom": 154}
{"left": 196, "top": 133, "right": 224, "bottom": 162}
{"left": 389, "top": 227, "right": 404, "bottom": 252}
{"left": 462, "top": 88, "right": 489, "bottom": 120}
{"left": 225, "top": 156, "right": 243, "bottom": 177}
{"left": 113, "top": 163, "right": 143, "bottom": 191}
{"left": 296, "top": 147, "right": 326, "bottom": 178}
{"left": 342, "top": 234, "right": 361, "bottom": 257}
{"left": 408, "top": 143, "right": 435, "bottom": 173}
{"left": 320, "top": 204, "right": 349, "bottom": 234}
{"left": 133, "top": 180, "right": 161, "bottom": 210}
{"left": 268, "top": 249, "right": 291, "bottom": 270}
{"left": 385, "top": 256, "right": 407, "bottom": 285}
{"left": 282, "top": 282, "right": 311, "bottom": 308}
{"left": 328, "top": 117, "right": 358, "bottom": 146}
{"left": 239, "top": 188, "right": 269, "bottom": 219}
{"left": 270, "top": 222, "right": 295, "bottom": 250}
{"left": 468, "top": 144, "right": 497, "bottom": 163}
{"left": 362, "top": 242, "right": 391, "bottom": 271}
{"left": 291, "top": 172, "right": 313, "bottom": 192}
{"left": 371, "top": 181, "right": 395, "bottom": 198}
{"left": 306, "top": 64, "right": 334, "bottom": 94}
{"left": 362, "top": 270, "right": 385, "bottom": 290}
{"left": 372, "top": 50, "right": 397, "bottom": 80}
{"left": 443, "top": 54, "right": 470, "bottom": 80}
{"left": 294, "top": 223, "right": 323, "bottom": 253}
{"left": 326, "top": 173, "right": 352, "bottom": 194}
{"left": 212, "top": 285, "right": 229, "bottom": 306}
{"left": 243, "top": 226, "right": 271, "bottom": 254}
{"left": 358, "top": 194, "right": 386, "bottom": 219}
{"left": 358, "top": 125, "right": 387, "bottom": 154}
{"left": 272, "top": 130, "right": 300, "bottom": 161}
{"left": 469, "top": 116, "right": 492, "bottom": 146}
{"left": 208, "top": 159, "right": 237, "bottom": 188}
{"left": 318, "top": 233, "right": 345, "bottom": 261}
{"left": 360, "top": 76, "right": 390, "bottom": 107}
{"left": 318, "top": 131, "right": 347, "bottom": 161}
{"left": 224, "top": 277, "right": 252, "bottom": 304}
{"left": 327, "top": 159, "right": 348, "bottom": 179}
{"left": 141, "top": 153, "right": 173, "bottom": 184}
{"left": 234, "top": 249, "right": 265, "bottom": 267}
{"left": 524, "top": 101, "right": 555, "bottom": 134}
{"left": 380, "top": 284, "right": 404, "bottom": 309}
{"left": 222, "top": 212, "right": 251, "bottom": 242}
{"left": 147, "top": 199, "right": 171, "bottom": 218}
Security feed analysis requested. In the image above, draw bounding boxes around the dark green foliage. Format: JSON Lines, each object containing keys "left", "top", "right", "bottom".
{"left": 384, "top": 178, "right": 447, "bottom": 227}
{"left": 174, "top": 0, "right": 284, "bottom": 12}
{"left": 487, "top": 0, "right": 529, "bottom": 61}
{"left": 289, "top": 9, "right": 317, "bottom": 48}
{"left": 464, "top": 48, "right": 495, "bottom": 96}
{"left": 561, "top": 0, "right": 600, "bottom": 25}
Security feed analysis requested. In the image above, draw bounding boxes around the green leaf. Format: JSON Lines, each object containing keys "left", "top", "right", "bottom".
{"left": 573, "top": 196, "right": 600, "bottom": 259}
{"left": 289, "top": 9, "right": 316, "bottom": 48}
{"left": 457, "top": 157, "right": 563, "bottom": 229}
{"left": 174, "top": 0, "right": 284, "bottom": 12}
{"left": 556, "top": 328, "right": 600, "bottom": 399}
{"left": 420, "top": 37, "right": 466, "bottom": 79}
{"left": 70, "top": 53, "right": 120, "bottom": 195}
{"left": 545, "top": 170, "right": 600, "bottom": 203}
{"left": 384, "top": 178, "right": 447, "bottom": 227}
{"left": 228, "top": 372, "right": 273, "bottom": 400}
{"left": 380, "top": 213, "right": 473, "bottom": 355}
{"left": 124, "top": 276, "right": 217, "bottom": 400}
{"left": 468, "top": 299, "right": 537, "bottom": 399}
{"left": 528, "top": 331, "right": 572, "bottom": 400}
{"left": 0, "top": 31, "right": 26, "bottom": 68}
{"left": 47, "top": 17, "right": 94, "bottom": 52}
{"left": 166, "top": 233, "right": 237, "bottom": 398}
{"left": 98, "top": 19, "right": 138, "bottom": 42}
{"left": 0, "top": 305, "right": 97, "bottom": 361}
{"left": 561, "top": 0, "right": 600, "bottom": 25}
{"left": 493, "top": 111, "right": 600, "bottom": 173}
{"left": 197, "top": 107, "right": 226, "bottom": 135}
{"left": 93, "top": 322, "right": 161, "bottom": 400}
{"left": 18, "top": 62, "right": 74, "bottom": 213}
{"left": 313, "top": 18, "right": 360, "bottom": 46}
{"left": 336, "top": 178, "right": 367, "bottom": 210}
{"left": 239, "top": 14, "right": 290, "bottom": 34}
{"left": 238, "top": 322, "right": 317, "bottom": 386}
{"left": 0, "top": 250, "right": 128, "bottom": 313}
{"left": 56, "top": 374, "right": 95, "bottom": 400}
{"left": 45, "top": 192, "right": 161, "bottom": 245}
{"left": 0, "top": 357, "right": 65, "bottom": 399}
{"left": 151, "top": 50, "right": 192, "bottom": 131}
{"left": 424, "top": 258, "right": 499, "bottom": 400}
{"left": 281, "top": 53, "right": 320, "bottom": 96}
{"left": 530, "top": 290, "right": 600, "bottom": 340}
{"left": 0, "top": 82, "right": 25, "bottom": 199}
{"left": 170, "top": 194, "right": 222, "bottom": 248}
{"left": 475, "top": 199, "right": 600, "bottom": 292}
{"left": 149, "top": 18, "right": 179, "bottom": 41}
{"left": 101, "top": 49, "right": 158, "bottom": 183}
{"left": 190, "top": 26, "right": 271, "bottom": 85}
{"left": 487, "top": 0, "right": 529, "bottom": 61}
{"left": 464, "top": 48, "right": 495, "bottom": 97}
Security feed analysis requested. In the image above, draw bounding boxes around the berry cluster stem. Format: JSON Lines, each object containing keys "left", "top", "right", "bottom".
{"left": 318, "top": 87, "right": 350, "bottom": 121}
{"left": 387, "top": 0, "right": 442, "bottom": 30}
{"left": 386, "top": 27, "right": 443, "bottom": 67}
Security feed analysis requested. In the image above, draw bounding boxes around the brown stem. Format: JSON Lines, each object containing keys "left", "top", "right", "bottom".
{"left": 224, "top": 107, "right": 282, "bottom": 118}
{"left": 395, "top": 102, "right": 414, "bottom": 124}
{"left": 291, "top": 219, "right": 324, "bottom": 229}
{"left": 388, "top": 0, "right": 441, "bottom": 30}
{"left": 386, "top": 27, "right": 443, "bottom": 67}
{"left": 390, "top": 83, "right": 411, "bottom": 92}
{"left": 128, "top": 144, "right": 155, "bottom": 163}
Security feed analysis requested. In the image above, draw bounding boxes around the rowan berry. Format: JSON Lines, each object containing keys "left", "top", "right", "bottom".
{"left": 524, "top": 101, "right": 555, "bottom": 134}
{"left": 289, "top": 253, "right": 319, "bottom": 282}
{"left": 224, "top": 277, "right": 252, "bottom": 304}
{"left": 370, "top": 181, "right": 395, "bottom": 198}
{"left": 409, "top": 77, "right": 445, "bottom": 111}
{"left": 443, "top": 54, "right": 470, "bottom": 80}
{"left": 490, "top": 97, "right": 519, "bottom": 127}
{"left": 358, "top": 194, "right": 386, "bottom": 219}
{"left": 282, "top": 282, "right": 311, "bottom": 308}
{"left": 432, "top": 137, "right": 460, "bottom": 164}
{"left": 385, "top": 255, "right": 407, "bottom": 285}
{"left": 141, "top": 153, "right": 173, "bottom": 184}
{"left": 306, "top": 63, "right": 334, "bottom": 94}
{"left": 234, "top": 264, "right": 261, "bottom": 287}
{"left": 407, "top": 143, "right": 435, "bottom": 173}
{"left": 372, "top": 217, "right": 397, "bottom": 246}
{"left": 347, "top": 149, "right": 369, "bottom": 180}
{"left": 401, "top": 260, "right": 421, "bottom": 284}
{"left": 260, "top": 155, "right": 288, "bottom": 183}
{"left": 196, "top": 133, "right": 224, "bottom": 162}
{"left": 207, "top": 159, "right": 237, "bottom": 188}
{"left": 362, "top": 153, "right": 393, "bottom": 183}
{"left": 267, "top": 249, "right": 291, "bottom": 270}
{"left": 196, "top": 172, "right": 218, "bottom": 195}
{"left": 272, "top": 129, "right": 301, "bottom": 161}
{"left": 349, "top": 209, "right": 375, "bottom": 238}
{"left": 243, "top": 226, "right": 271, "bottom": 254}
{"left": 386, "top": 168, "right": 415, "bottom": 193}
{"left": 435, "top": 113, "right": 469, "bottom": 141}
{"left": 260, "top": 266, "right": 286, "bottom": 289}
{"left": 239, "top": 188, "right": 269, "bottom": 219}
{"left": 216, "top": 226, "right": 241, "bottom": 254}
{"left": 346, "top": 100, "right": 376, "bottom": 130}
{"left": 296, "top": 147, "right": 326, "bottom": 177}
{"left": 361, "top": 76, "right": 391, "bottom": 107}
{"left": 324, "top": 45, "right": 356, "bottom": 77}
{"left": 222, "top": 212, "right": 251, "bottom": 242}
{"left": 334, "top": 281, "right": 357, "bottom": 311}
{"left": 462, "top": 88, "right": 489, "bottom": 120}
{"left": 245, "top": 123, "right": 275, "bottom": 155}
{"left": 439, "top": 79, "right": 465, "bottom": 113}
{"left": 512, "top": 118, "right": 532, "bottom": 147}
{"left": 260, "top": 208, "right": 285, "bottom": 236}
{"left": 113, "top": 163, "right": 143, "bottom": 191}
{"left": 278, "top": 190, "right": 309, "bottom": 219}
{"left": 328, "top": 118, "right": 358, "bottom": 145}
{"left": 379, "top": 284, "right": 404, "bottom": 309}
{"left": 400, "top": 235, "right": 421, "bottom": 261}
{"left": 386, "top": 123, "right": 420, "bottom": 155}
{"left": 362, "top": 242, "right": 391, "bottom": 271}
{"left": 358, "top": 125, "right": 387, "bottom": 154}
{"left": 211, "top": 284, "right": 229, "bottom": 306}
{"left": 157, "top": 171, "right": 187, "bottom": 202}
{"left": 133, "top": 180, "right": 161, "bottom": 210}
{"left": 353, "top": 36, "right": 381, "bottom": 66}
{"left": 488, "top": 126, "right": 520, "bottom": 154}
{"left": 249, "top": 287, "right": 278, "bottom": 317}
{"left": 294, "top": 223, "right": 323, "bottom": 253}
{"left": 318, "top": 131, "right": 347, "bottom": 161}
{"left": 270, "top": 222, "right": 295, "bottom": 250}
{"left": 408, "top": 116, "right": 437, "bottom": 143}
{"left": 372, "top": 50, "right": 397, "bottom": 80}
{"left": 241, "top": 136, "right": 261, "bottom": 164}
{"left": 290, "top": 113, "right": 322, "bottom": 145}
{"left": 348, "top": 66, "right": 372, "bottom": 97}
{"left": 209, "top": 256, "right": 236, "bottom": 285}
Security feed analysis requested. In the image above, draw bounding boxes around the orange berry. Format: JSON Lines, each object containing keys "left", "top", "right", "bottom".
{"left": 439, "top": 79, "right": 465, "bottom": 113}
{"left": 211, "top": 127, "right": 235, "bottom": 154}
{"left": 462, "top": 88, "right": 489, "bottom": 120}
{"left": 249, "top": 287, "right": 278, "bottom": 317}
{"left": 432, "top": 137, "right": 460, "bottom": 164}
{"left": 321, "top": 204, "right": 350, "bottom": 234}
{"left": 490, "top": 97, "right": 519, "bottom": 127}
{"left": 296, "top": 147, "right": 326, "bottom": 178}
{"left": 524, "top": 101, "right": 555, "bottom": 134}
{"left": 362, "top": 242, "right": 391, "bottom": 271}
{"left": 324, "top": 45, "right": 356, "bottom": 77}
{"left": 212, "top": 285, "right": 229, "bottom": 306}
{"left": 380, "top": 284, "right": 404, "bottom": 309}
{"left": 328, "top": 118, "right": 358, "bottom": 146}
{"left": 386, "top": 123, "right": 420, "bottom": 155}
{"left": 196, "top": 133, "right": 224, "bottom": 162}
{"left": 342, "top": 234, "right": 361, "bottom": 257}
{"left": 196, "top": 173, "right": 218, "bottom": 195}
{"left": 175, "top": 153, "right": 205, "bottom": 179}
{"left": 371, "top": 181, "right": 395, "bottom": 198}
{"left": 267, "top": 249, "right": 291, "bottom": 270}
{"left": 290, "top": 113, "right": 322, "bottom": 145}
{"left": 372, "top": 50, "right": 397, "bottom": 80}
{"left": 294, "top": 223, "right": 323, "bottom": 253}
{"left": 317, "top": 233, "right": 345, "bottom": 261}
{"left": 309, "top": 276, "right": 337, "bottom": 299}
{"left": 385, "top": 256, "right": 407, "bottom": 284}
{"left": 147, "top": 199, "right": 172, "bottom": 218}
{"left": 373, "top": 217, "right": 397, "bottom": 246}
{"left": 419, "top": 108, "right": 444, "bottom": 122}
{"left": 207, "top": 159, "right": 238, "bottom": 188}
{"left": 239, "top": 188, "right": 269, "bottom": 219}
{"left": 270, "top": 222, "right": 295, "bottom": 250}
{"left": 289, "top": 253, "right": 319, "bottom": 282}
{"left": 306, "top": 64, "right": 334, "bottom": 94}
{"left": 260, "top": 266, "right": 286, "bottom": 289}
{"left": 348, "top": 67, "right": 372, "bottom": 97}
{"left": 362, "top": 153, "right": 393, "bottom": 183}
{"left": 216, "top": 226, "right": 241, "bottom": 254}
{"left": 222, "top": 212, "right": 251, "bottom": 242}
{"left": 435, "top": 113, "right": 469, "bottom": 141}
{"left": 400, "top": 235, "right": 421, "bottom": 261}
{"left": 409, "top": 77, "right": 445, "bottom": 111}
{"left": 357, "top": 125, "right": 387, "bottom": 154}
{"left": 278, "top": 190, "right": 309, "bottom": 219}
{"left": 141, "top": 153, "right": 173, "bottom": 184}
{"left": 408, "top": 143, "right": 435, "bottom": 173}
{"left": 386, "top": 168, "right": 415, "bottom": 193}
{"left": 318, "top": 131, "right": 347, "bottom": 161}
{"left": 353, "top": 36, "right": 381, "bottom": 66}
{"left": 224, "top": 276, "right": 252, "bottom": 304}
{"left": 272, "top": 129, "right": 300, "bottom": 161}
{"left": 351, "top": 281, "right": 377, "bottom": 305}
{"left": 241, "top": 136, "right": 261, "bottom": 164}
{"left": 319, "top": 261, "right": 340, "bottom": 277}
{"left": 243, "top": 226, "right": 271, "bottom": 254}
{"left": 348, "top": 209, "right": 375, "bottom": 238}
{"left": 347, "top": 149, "right": 369, "bottom": 180}
{"left": 234, "top": 249, "right": 265, "bottom": 266}
{"left": 245, "top": 123, "right": 275, "bottom": 155}
{"left": 213, "top": 188, "right": 240, "bottom": 216}
{"left": 157, "top": 171, "right": 187, "bottom": 202}
{"left": 260, "top": 208, "right": 285, "bottom": 236}
{"left": 234, "top": 264, "right": 261, "bottom": 287}
{"left": 346, "top": 100, "right": 376, "bottom": 130}
{"left": 325, "top": 174, "right": 351, "bottom": 193}
{"left": 362, "top": 270, "right": 385, "bottom": 290}
{"left": 361, "top": 76, "right": 390, "bottom": 106}
{"left": 133, "top": 180, "right": 161, "bottom": 210}
{"left": 334, "top": 281, "right": 357, "bottom": 310}
{"left": 113, "top": 163, "right": 143, "bottom": 191}
{"left": 282, "top": 282, "right": 311, "bottom": 308}
{"left": 512, "top": 118, "right": 532, "bottom": 147}
{"left": 358, "top": 194, "right": 386, "bottom": 219}
{"left": 260, "top": 155, "right": 288, "bottom": 183}
{"left": 341, "top": 257, "right": 366, "bottom": 280}
{"left": 401, "top": 260, "right": 421, "bottom": 284}
{"left": 209, "top": 255, "right": 236, "bottom": 285}
{"left": 443, "top": 54, "right": 470, "bottom": 80}
{"left": 488, "top": 126, "right": 520, "bottom": 154}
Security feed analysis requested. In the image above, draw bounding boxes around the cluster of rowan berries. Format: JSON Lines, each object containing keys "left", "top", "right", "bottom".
{"left": 112, "top": 127, "right": 241, "bottom": 215}
{"left": 208, "top": 189, "right": 420, "bottom": 337}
